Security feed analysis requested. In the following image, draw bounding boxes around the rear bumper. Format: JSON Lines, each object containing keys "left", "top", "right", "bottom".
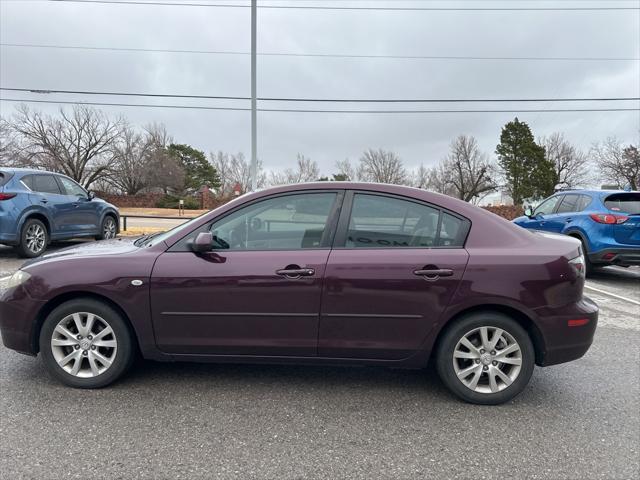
{"left": 589, "top": 248, "right": 640, "bottom": 266}
{"left": 534, "top": 296, "right": 599, "bottom": 367}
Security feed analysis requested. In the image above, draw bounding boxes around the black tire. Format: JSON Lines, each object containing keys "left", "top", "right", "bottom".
{"left": 39, "top": 298, "right": 135, "bottom": 388}
{"left": 16, "top": 218, "right": 48, "bottom": 258}
{"left": 579, "top": 239, "right": 597, "bottom": 277}
{"left": 96, "top": 214, "right": 118, "bottom": 240}
{"left": 436, "top": 312, "right": 535, "bottom": 405}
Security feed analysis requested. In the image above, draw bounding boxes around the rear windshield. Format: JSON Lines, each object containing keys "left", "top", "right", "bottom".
{"left": 604, "top": 193, "right": 640, "bottom": 215}
{"left": 0, "top": 171, "right": 13, "bottom": 187}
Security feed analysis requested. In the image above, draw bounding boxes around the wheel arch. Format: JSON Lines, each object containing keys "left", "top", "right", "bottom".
{"left": 19, "top": 210, "right": 52, "bottom": 238}
{"left": 100, "top": 209, "right": 120, "bottom": 234}
{"left": 431, "top": 304, "right": 546, "bottom": 366}
{"left": 32, "top": 291, "right": 140, "bottom": 355}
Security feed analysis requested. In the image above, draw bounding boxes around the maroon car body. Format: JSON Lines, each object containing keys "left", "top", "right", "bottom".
{"left": 0, "top": 183, "right": 598, "bottom": 402}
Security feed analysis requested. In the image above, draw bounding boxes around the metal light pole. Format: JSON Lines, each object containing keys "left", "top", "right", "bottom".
{"left": 250, "top": 0, "right": 258, "bottom": 191}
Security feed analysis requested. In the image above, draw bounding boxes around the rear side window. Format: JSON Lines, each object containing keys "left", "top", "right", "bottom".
{"left": 577, "top": 195, "right": 592, "bottom": 211}
{"left": 556, "top": 194, "right": 580, "bottom": 214}
{"left": 0, "top": 172, "right": 12, "bottom": 187}
{"left": 33, "top": 175, "right": 62, "bottom": 195}
{"left": 345, "top": 193, "right": 468, "bottom": 248}
{"left": 605, "top": 193, "right": 640, "bottom": 214}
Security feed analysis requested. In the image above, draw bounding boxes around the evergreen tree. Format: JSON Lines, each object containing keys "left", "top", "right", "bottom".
{"left": 496, "top": 118, "right": 554, "bottom": 205}
{"left": 167, "top": 144, "right": 221, "bottom": 191}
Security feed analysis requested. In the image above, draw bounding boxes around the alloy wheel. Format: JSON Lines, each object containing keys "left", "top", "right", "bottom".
{"left": 50, "top": 312, "right": 118, "bottom": 378}
{"left": 103, "top": 218, "right": 117, "bottom": 239}
{"left": 452, "top": 326, "right": 523, "bottom": 394}
{"left": 25, "top": 223, "right": 46, "bottom": 254}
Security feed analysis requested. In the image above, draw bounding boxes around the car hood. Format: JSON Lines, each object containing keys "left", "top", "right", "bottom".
{"left": 22, "top": 237, "right": 140, "bottom": 269}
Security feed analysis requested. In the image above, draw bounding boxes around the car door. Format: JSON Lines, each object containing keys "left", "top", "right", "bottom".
{"left": 150, "top": 190, "right": 343, "bottom": 356}
{"left": 55, "top": 175, "right": 99, "bottom": 234}
{"left": 318, "top": 192, "right": 470, "bottom": 360}
{"left": 526, "top": 195, "right": 563, "bottom": 231}
{"left": 26, "top": 174, "right": 77, "bottom": 237}
{"left": 554, "top": 193, "right": 581, "bottom": 232}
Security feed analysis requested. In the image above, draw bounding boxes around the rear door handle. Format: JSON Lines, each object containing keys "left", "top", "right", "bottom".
{"left": 565, "top": 218, "right": 573, "bottom": 223}
{"left": 414, "top": 268, "right": 454, "bottom": 279}
{"left": 40, "top": 199, "right": 48, "bottom": 204}
{"left": 276, "top": 267, "right": 315, "bottom": 279}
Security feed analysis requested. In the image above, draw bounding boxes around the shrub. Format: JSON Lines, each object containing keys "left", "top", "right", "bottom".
{"left": 156, "top": 195, "right": 201, "bottom": 210}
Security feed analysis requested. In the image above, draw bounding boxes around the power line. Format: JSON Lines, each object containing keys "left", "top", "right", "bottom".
{"left": 3, "top": 87, "right": 639, "bottom": 104}
{"left": 3, "top": 43, "right": 638, "bottom": 62}
{"left": 1, "top": 97, "right": 638, "bottom": 114}
{"left": 31, "top": 0, "right": 640, "bottom": 10}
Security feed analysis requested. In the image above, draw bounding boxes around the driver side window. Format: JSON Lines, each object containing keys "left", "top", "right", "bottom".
{"left": 534, "top": 196, "right": 562, "bottom": 216}
{"left": 182, "top": 192, "right": 338, "bottom": 251}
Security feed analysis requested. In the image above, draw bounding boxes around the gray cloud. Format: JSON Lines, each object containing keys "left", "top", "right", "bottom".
{"left": 1, "top": 0, "right": 639, "bottom": 176}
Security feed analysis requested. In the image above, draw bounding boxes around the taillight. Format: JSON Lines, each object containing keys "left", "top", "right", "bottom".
{"left": 0, "top": 193, "right": 17, "bottom": 201}
{"left": 589, "top": 213, "right": 628, "bottom": 224}
{"left": 568, "top": 254, "right": 586, "bottom": 277}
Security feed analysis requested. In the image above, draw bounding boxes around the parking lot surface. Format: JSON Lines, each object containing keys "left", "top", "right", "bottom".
{"left": 0, "top": 244, "right": 638, "bottom": 479}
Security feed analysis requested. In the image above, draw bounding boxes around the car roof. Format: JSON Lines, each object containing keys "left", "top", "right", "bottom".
{"left": 0, "top": 167, "right": 53, "bottom": 175}
{"left": 552, "top": 189, "right": 639, "bottom": 195}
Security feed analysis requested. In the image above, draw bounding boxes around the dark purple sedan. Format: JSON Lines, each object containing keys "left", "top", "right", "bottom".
{"left": 0, "top": 183, "right": 598, "bottom": 404}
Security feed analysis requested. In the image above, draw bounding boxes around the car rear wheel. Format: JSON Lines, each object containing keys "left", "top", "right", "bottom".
{"left": 39, "top": 299, "right": 135, "bottom": 388}
{"left": 16, "top": 218, "right": 48, "bottom": 258}
{"left": 96, "top": 215, "right": 117, "bottom": 240}
{"left": 436, "top": 312, "right": 535, "bottom": 405}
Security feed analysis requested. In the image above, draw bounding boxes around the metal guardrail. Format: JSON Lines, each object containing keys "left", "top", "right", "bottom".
{"left": 120, "top": 214, "right": 196, "bottom": 231}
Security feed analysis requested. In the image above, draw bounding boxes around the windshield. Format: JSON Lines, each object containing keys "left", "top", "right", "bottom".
{"left": 136, "top": 212, "right": 210, "bottom": 248}
{"left": 604, "top": 193, "right": 640, "bottom": 215}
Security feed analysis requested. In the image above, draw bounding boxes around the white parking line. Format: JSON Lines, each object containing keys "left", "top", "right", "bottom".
{"left": 584, "top": 285, "right": 640, "bottom": 306}
{"left": 0, "top": 276, "right": 10, "bottom": 282}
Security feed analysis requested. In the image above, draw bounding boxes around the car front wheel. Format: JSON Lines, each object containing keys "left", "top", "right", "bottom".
{"left": 436, "top": 312, "right": 535, "bottom": 405}
{"left": 39, "top": 298, "right": 135, "bottom": 388}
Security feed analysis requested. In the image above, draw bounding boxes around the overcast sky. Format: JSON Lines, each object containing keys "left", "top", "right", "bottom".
{"left": 1, "top": 0, "right": 639, "bottom": 177}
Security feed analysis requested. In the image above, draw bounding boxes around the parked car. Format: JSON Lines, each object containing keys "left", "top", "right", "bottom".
{"left": 0, "top": 168, "right": 120, "bottom": 257}
{"left": 513, "top": 189, "right": 640, "bottom": 274}
{"left": 0, "top": 183, "right": 597, "bottom": 404}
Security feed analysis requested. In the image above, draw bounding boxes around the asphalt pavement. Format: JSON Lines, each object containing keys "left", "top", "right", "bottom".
{"left": 0, "top": 244, "right": 638, "bottom": 479}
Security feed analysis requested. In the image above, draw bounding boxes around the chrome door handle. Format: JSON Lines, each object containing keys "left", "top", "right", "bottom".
{"left": 414, "top": 268, "right": 454, "bottom": 280}
{"left": 276, "top": 268, "right": 315, "bottom": 278}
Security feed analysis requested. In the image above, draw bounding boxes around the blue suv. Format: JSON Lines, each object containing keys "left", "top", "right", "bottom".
{"left": 513, "top": 189, "right": 640, "bottom": 274}
{"left": 0, "top": 168, "right": 120, "bottom": 258}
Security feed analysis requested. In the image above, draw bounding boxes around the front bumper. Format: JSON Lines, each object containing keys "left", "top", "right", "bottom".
{"left": 534, "top": 296, "right": 599, "bottom": 367}
{"left": 0, "top": 285, "right": 45, "bottom": 356}
{"left": 589, "top": 248, "right": 640, "bottom": 266}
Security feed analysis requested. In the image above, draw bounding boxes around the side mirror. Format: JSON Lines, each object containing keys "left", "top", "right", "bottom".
{"left": 190, "top": 232, "right": 213, "bottom": 253}
{"left": 87, "top": 191, "right": 95, "bottom": 200}
{"left": 524, "top": 206, "right": 534, "bottom": 218}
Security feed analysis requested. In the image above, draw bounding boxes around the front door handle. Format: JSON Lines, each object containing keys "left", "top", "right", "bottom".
{"left": 414, "top": 268, "right": 454, "bottom": 280}
{"left": 276, "top": 267, "right": 315, "bottom": 279}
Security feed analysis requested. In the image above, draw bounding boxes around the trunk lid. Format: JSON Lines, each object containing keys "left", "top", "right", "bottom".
{"left": 605, "top": 192, "right": 640, "bottom": 245}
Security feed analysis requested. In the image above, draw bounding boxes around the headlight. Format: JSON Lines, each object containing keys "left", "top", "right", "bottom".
{"left": 6, "top": 270, "right": 31, "bottom": 289}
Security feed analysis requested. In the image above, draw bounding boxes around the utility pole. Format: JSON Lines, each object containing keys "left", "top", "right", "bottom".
{"left": 250, "top": 0, "right": 258, "bottom": 191}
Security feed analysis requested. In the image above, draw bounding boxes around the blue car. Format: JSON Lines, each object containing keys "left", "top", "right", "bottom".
{"left": 0, "top": 168, "right": 119, "bottom": 258}
{"left": 513, "top": 189, "right": 640, "bottom": 274}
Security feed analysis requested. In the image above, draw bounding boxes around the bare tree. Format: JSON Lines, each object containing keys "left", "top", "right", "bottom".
{"left": 440, "top": 135, "right": 496, "bottom": 202}
{"left": 269, "top": 154, "right": 321, "bottom": 186}
{"left": 108, "top": 125, "right": 151, "bottom": 195}
{"left": 211, "top": 151, "right": 265, "bottom": 195}
{"left": 144, "top": 122, "right": 173, "bottom": 149}
{"left": 540, "top": 133, "right": 591, "bottom": 188}
{"left": 0, "top": 117, "right": 17, "bottom": 164}
{"left": 357, "top": 148, "right": 407, "bottom": 184}
{"left": 409, "top": 163, "right": 431, "bottom": 189}
{"left": 592, "top": 137, "right": 639, "bottom": 190}
{"left": 6, "top": 105, "right": 124, "bottom": 187}
{"left": 145, "top": 148, "right": 186, "bottom": 194}
{"left": 334, "top": 158, "right": 357, "bottom": 181}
